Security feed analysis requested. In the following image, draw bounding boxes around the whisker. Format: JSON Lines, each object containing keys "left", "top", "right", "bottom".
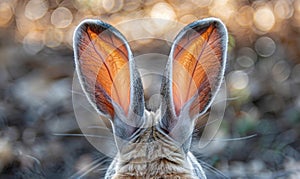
{"left": 77, "top": 160, "right": 109, "bottom": 178}
{"left": 95, "top": 167, "right": 110, "bottom": 171}
{"left": 68, "top": 89, "right": 86, "bottom": 96}
{"left": 203, "top": 134, "right": 258, "bottom": 142}
{"left": 194, "top": 117, "right": 223, "bottom": 131}
{"left": 22, "top": 154, "right": 42, "bottom": 166}
{"left": 200, "top": 160, "right": 230, "bottom": 179}
{"left": 214, "top": 96, "right": 240, "bottom": 104}
{"left": 70, "top": 157, "right": 110, "bottom": 178}
{"left": 19, "top": 153, "right": 45, "bottom": 177}
{"left": 78, "top": 103, "right": 98, "bottom": 114}
{"left": 226, "top": 96, "right": 241, "bottom": 101}
{"left": 87, "top": 126, "right": 110, "bottom": 130}
{"left": 52, "top": 133, "right": 114, "bottom": 140}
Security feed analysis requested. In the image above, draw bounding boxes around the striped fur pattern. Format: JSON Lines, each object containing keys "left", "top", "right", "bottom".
{"left": 105, "top": 111, "right": 205, "bottom": 179}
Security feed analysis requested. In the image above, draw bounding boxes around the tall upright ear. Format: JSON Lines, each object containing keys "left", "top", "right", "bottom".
{"left": 73, "top": 20, "right": 144, "bottom": 126}
{"left": 161, "top": 18, "right": 228, "bottom": 124}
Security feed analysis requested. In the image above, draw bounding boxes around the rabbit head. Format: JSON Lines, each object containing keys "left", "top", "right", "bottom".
{"left": 73, "top": 18, "right": 228, "bottom": 179}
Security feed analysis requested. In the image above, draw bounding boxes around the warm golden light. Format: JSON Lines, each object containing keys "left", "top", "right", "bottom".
{"left": 102, "top": 0, "right": 124, "bottom": 13}
{"left": 23, "top": 30, "right": 44, "bottom": 54}
{"left": 16, "top": 14, "right": 36, "bottom": 36}
{"left": 0, "top": 2, "right": 13, "bottom": 27}
{"left": 25, "top": 0, "right": 48, "bottom": 21}
{"left": 123, "top": 0, "right": 141, "bottom": 11}
{"left": 65, "top": 25, "right": 76, "bottom": 47}
{"left": 102, "top": 0, "right": 115, "bottom": 12}
{"left": 0, "top": 0, "right": 296, "bottom": 51}
{"left": 235, "top": 6, "right": 254, "bottom": 27}
{"left": 274, "top": 0, "right": 294, "bottom": 19}
{"left": 228, "top": 71, "right": 249, "bottom": 90}
{"left": 150, "top": 2, "right": 176, "bottom": 21}
{"left": 209, "top": 0, "right": 235, "bottom": 21}
{"left": 150, "top": 2, "right": 176, "bottom": 35}
{"left": 179, "top": 14, "right": 198, "bottom": 24}
{"left": 296, "top": 0, "right": 300, "bottom": 12}
{"left": 43, "top": 28, "right": 64, "bottom": 48}
{"left": 253, "top": 6, "right": 275, "bottom": 32}
{"left": 51, "top": 7, "right": 73, "bottom": 28}
{"left": 191, "top": 0, "right": 211, "bottom": 7}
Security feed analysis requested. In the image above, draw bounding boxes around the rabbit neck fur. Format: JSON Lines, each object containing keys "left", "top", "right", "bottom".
{"left": 106, "top": 110, "right": 206, "bottom": 179}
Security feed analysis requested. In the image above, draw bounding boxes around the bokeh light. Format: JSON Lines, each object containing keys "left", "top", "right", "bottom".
{"left": 209, "top": 0, "right": 235, "bottom": 21}
{"left": 235, "top": 6, "right": 254, "bottom": 27}
{"left": 0, "top": 0, "right": 297, "bottom": 53}
{"left": 253, "top": 6, "right": 275, "bottom": 33}
{"left": 43, "top": 28, "right": 64, "bottom": 48}
{"left": 1, "top": 0, "right": 300, "bottom": 178}
{"left": 102, "top": 0, "right": 124, "bottom": 13}
{"left": 191, "top": 0, "right": 211, "bottom": 7}
{"left": 0, "top": 2, "right": 13, "bottom": 27}
{"left": 237, "top": 55, "right": 254, "bottom": 68}
{"left": 23, "top": 30, "right": 44, "bottom": 54}
{"left": 24, "top": 0, "right": 48, "bottom": 21}
{"left": 150, "top": 2, "right": 177, "bottom": 35}
{"left": 272, "top": 61, "right": 291, "bottom": 82}
{"left": 228, "top": 70, "right": 249, "bottom": 90}
{"left": 255, "top": 37, "right": 276, "bottom": 57}
{"left": 274, "top": 0, "right": 294, "bottom": 19}
{"left": 51, "top": 7, "right": 73, "bottom": 28}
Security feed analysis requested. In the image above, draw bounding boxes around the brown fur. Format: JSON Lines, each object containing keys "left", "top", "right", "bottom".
{"left": 110, "top": 111, "right": 197, "bottom": 179}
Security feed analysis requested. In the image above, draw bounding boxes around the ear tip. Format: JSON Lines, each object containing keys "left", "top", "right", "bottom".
{"left": 74, "top": 19, "right": 111, "bottom": 36}
{"left": 189, "top": 17, "right": 228, "bottom": 34}
{"left": 184, "top": 17, "right": 228, "bottom": 52}
{"left": 200, "top": 17, "right": 229, "bottom": 49}
{"left": 72, "top": 19, "right": 112, "bottom": 50}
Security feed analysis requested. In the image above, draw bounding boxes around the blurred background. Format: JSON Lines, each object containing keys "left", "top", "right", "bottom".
{"left": 0, "top": 0, "right": 300, "bottom": 178}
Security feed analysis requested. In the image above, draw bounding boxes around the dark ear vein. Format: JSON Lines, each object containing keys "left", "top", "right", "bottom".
{"left": 99, "top": 31, "right": 128, "bottom": 60}
{"left": 186, "top": 27, "right": 215, "bottom": 102}
{"left": 85, "top": 29, "right": 122, "bottom": 110}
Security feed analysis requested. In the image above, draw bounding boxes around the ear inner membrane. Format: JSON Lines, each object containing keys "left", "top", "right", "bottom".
{"left": 77, "top": 24, "right": 131, "bottom": 117}
{"left": 172, "top": 22, "right": 224, "bottom": 117}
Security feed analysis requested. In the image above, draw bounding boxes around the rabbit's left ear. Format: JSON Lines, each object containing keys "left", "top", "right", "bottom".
{"left": 161, "top": 18, "right": 228, "bottom": 127}
{"left": 73, "top": 20, "right": 144, "bottom": 136}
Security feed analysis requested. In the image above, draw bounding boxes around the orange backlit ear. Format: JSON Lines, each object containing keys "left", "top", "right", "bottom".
{"left": 73, "top": 20, "right": 144, "bottom": 120}
{"left": 164, "top": 18, "right": 228, "bottom": 119}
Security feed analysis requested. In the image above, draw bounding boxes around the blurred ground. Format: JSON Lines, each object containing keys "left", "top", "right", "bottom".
{"left": 1, "top": 0, "right": 300, "bottom": 178}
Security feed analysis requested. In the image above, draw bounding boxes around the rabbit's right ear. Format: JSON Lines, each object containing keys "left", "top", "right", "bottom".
{"left": 160, "top": 18, "right": 228, "bottom": 131}
{"left": 73, "top": 20, "right": 144, "bottom": 133}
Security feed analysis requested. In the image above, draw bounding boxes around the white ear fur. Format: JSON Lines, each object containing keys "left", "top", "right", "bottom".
{"left": 185, "top": 18, "right": 227, "bottom": 120}
{"left": 163, "top": 17, "right": 228, "bottom": 120}
{"left": 73, "top": 19, "right": 145, "bottom": 132}
{"left": 73, "top": 19, "right": 114, "bottom": 119}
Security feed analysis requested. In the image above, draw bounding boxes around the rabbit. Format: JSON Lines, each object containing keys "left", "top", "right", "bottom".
{"left": 73, "top": 17, "right": 228, "bottom": 179}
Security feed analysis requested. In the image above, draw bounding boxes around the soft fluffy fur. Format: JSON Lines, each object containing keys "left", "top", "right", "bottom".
{"left": 105, "top": 111, "right": 206, "bottom": 179}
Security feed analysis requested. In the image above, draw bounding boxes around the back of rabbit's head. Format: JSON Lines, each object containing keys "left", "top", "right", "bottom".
{"left": 73, "top": 18, "right": 228, "bottom": 178}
